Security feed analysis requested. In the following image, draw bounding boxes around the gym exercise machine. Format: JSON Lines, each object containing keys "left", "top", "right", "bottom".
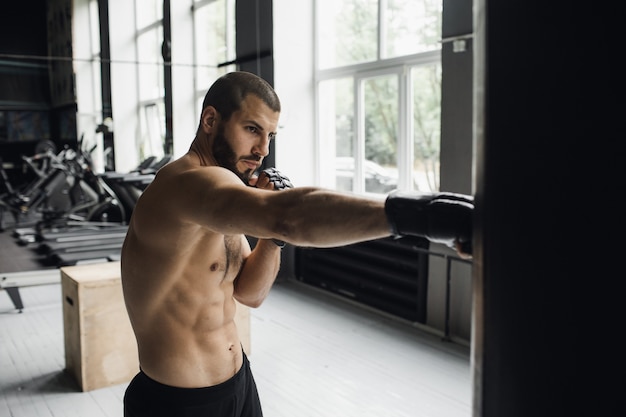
{"left": 0, "top": 269, "right": 60, "bottom": 312}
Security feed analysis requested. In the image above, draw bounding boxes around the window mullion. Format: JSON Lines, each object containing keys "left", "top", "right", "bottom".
{"left": 378, "top": 0, "right": 385, "bottom": 60}
{"left": 398, "top": 68, "right": 412, "bottom": 190}
{"left": 354, "top": 77, "right": 365, "bottom": 194}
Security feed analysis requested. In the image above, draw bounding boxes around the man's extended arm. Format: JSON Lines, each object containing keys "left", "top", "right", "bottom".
{"left": 182, "top": 167, "right": 473, "bottom": 255}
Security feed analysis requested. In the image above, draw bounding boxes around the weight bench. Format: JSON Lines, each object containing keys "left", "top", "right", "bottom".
{"left": 0, "top": 269, "right": 60, "bottom": 312}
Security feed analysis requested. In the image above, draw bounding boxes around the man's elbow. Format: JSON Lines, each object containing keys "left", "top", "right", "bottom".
{"left": 234, "top": 292, "right": 266, "bottom": 309}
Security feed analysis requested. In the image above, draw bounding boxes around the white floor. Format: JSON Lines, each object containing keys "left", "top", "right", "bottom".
{"left": 0, "top": 279, "right": 471, "bottom": 417}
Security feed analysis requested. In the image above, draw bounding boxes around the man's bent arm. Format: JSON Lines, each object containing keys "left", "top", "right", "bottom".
{"left": 234, "top": 237, "right": 281, "bottom": 308}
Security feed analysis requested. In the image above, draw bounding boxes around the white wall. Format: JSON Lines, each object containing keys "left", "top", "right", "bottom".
{"left": 272, "top": 0, "right": 316, "bottom": 187}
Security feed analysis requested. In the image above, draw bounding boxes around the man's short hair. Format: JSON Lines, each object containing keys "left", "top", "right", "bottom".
{"left": 201, "top": 71, "right": 281, "bottom": 121}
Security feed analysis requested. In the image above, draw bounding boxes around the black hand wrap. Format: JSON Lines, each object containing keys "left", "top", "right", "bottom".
{"left": 262, "top": 167, "right": 293, "bottom": 190}
{"left": 385, "top": 190, "right": 473, "bottom": 254}
{"left": 262, "top": 168, "right": 294, "bottom": 248}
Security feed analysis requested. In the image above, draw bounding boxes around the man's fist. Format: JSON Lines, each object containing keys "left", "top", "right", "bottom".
{"left": 385, "top": 191, "right": 473, "bottom": 256}
{"left": 249, "top": 168, "right": 293, "bottom": 191}
{"left": 260, "top": 168, "right": 293, "bottom": 190}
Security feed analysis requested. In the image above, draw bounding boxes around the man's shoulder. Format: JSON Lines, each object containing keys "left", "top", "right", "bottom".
{"left": 156, "top": 159, "right": 235, "bottom": 182}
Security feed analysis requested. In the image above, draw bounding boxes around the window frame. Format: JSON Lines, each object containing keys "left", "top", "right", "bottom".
{"left": 315, "top": 0, "right": 443, "bottom": 195}
{"left": 191, "top": 0, "right": 237, "bottom": 113}
{"left": 315, "top": 42, "right": 442, "bottom": 194}
{"left": 133, "top": 0, "right": 167, "bottom": 162}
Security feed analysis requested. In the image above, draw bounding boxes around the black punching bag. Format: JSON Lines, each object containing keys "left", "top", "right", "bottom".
{"left": 471, "top": 1, "right": 622, "bottom": 416}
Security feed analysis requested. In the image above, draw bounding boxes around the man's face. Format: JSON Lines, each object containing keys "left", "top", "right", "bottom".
{"left": 211, "top": 95, "right": 280, "bottom": 183}
{"left": 211, "top": 123, "right": 256, "bottom": 183}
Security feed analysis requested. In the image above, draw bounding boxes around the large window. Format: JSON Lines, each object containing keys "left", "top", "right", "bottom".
{"left": 135, "top": 0, "right": 166, "bottom": 162}
{"left": 73, "top": 0, "right": 238, "bottom": 170}
{"left": 316, "top": 0, "right": 442, "bottom": 194}
{"left": 73, "top": 0, "right": 105, "bottom": 171}
{"left": 133, "top": 0, "right": 237, "bottom": 164}
{"left": 192, "top": 0, "right": 237, "bottom": 112}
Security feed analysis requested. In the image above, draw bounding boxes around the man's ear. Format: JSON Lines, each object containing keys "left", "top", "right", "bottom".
{"left": 200, "top": 106, "right": 219, "bottom": 132}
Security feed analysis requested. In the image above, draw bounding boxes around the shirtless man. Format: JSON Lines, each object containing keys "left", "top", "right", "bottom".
{"left": 121, "top": 71, "right": 473, "bottom": 417}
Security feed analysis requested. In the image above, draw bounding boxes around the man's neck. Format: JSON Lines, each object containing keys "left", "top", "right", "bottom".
{"left": 189, "top": 140, "right": 217, "bottom": 167}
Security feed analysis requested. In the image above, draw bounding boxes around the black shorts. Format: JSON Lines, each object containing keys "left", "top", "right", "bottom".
{"left": 124, "top": 353, "right": 263, "bottom": 417}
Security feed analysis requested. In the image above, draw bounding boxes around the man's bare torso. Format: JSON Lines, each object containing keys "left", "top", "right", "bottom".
{"left": 121, "top": 155, "right": 250, "bottom": 388}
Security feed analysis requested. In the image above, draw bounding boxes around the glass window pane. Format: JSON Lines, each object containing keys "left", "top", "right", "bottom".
{"left": 195, "top": 0, "right": 233, "bottom": 89}
{"left": 317, "top": 0, "right": 378, "bottom": 69}
{"left": 412, "top": 64, "right": 441, "bottom": 192}
{"left": 315, "top": 0, "right": 443, "bottom": 194}
{"left": 88, "top": 0, "right": 101, "bottom": 110}
{"left": 225, "top": 0, "right": 236, "bottom": 62}
{"left": 139, "top": 101, "right": 165, "bottom": 160}
{"left": 135, "top": 0, "right": 162, "bottom": 29}
{"left": 137, "top": 27, "right": 164, "bottom": 101}
{"left": 319, "top": 78, "right": 354, "bottom": 192}
{"left": 384, "top": 0, "right": 442, "bottom": 58}
{"left": 363, "top": 74, "right": 399, "bottom": 194}
{"left": 88, "top": 0, "right": 100, "bottom": 54}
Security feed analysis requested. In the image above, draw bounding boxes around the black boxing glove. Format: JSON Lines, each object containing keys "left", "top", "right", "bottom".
{"left": 385, "top": 190, "right": 473, "bottom": 254}
{"left": 260, "top": 168, "right": 294, "bottom": 248}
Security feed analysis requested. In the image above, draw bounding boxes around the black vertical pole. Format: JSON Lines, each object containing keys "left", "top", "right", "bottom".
{"left": 162, "top": 0, "right": 173, "bottom": 156}
{"left": 97, "top": 0, "right": 115, "bottom": 171}
{"left": 235, "top": 0, "right": 274, "bottom": 169}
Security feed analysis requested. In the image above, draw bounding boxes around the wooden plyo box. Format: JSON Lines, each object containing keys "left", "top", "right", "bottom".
{"left": 61, "top": 262, "right": 251, "bottom": 392}
{"left": 61, "top": 262, "right": 138, "bottom": 392}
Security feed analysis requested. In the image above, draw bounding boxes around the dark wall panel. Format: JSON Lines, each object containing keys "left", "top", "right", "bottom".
{"left": 440, "top": 0, "right": 473, "bottom": 194}
{"left": 297, "top": 237, "right": 430, "bottom": 323}
{"left": 0, "top": 1, "right": 50, "bottom": 109}
{"left": 0, "top": 2, "right": 48, "bottom": 56}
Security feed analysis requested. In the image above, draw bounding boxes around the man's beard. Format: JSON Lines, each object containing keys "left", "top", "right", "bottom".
{"left": 211, "top": 127, "right": 258, "bottom": 183}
